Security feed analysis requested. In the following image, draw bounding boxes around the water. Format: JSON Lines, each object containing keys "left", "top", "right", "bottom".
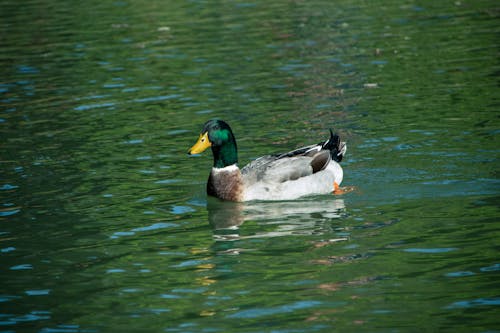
{"left": 1, "top": 0, "right": 499, "bottom": 332}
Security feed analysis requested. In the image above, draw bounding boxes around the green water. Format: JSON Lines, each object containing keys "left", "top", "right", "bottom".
{"left": 1, "top": 1, "right": 499, "bottom": 332}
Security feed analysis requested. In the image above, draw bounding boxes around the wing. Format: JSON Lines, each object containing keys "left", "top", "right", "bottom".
{"left": 241, "top": 128, "right": 344, "bottom": 184}
{"left": 242, "top": 150, "right": 331, "bottom": 184}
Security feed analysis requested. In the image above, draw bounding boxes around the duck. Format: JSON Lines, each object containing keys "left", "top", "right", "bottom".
{"left": 188, "top": 119, "right": 346, "bottom": 202}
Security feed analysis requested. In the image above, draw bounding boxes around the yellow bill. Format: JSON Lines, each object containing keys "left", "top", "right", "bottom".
{"left": 188, "top": 132, "right": 211, "bottom": 154}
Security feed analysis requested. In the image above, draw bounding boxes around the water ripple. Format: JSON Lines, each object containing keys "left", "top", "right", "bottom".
{"left": 1, "top": 311, "right": 51, "bottom": 325}
{"left": 74, "top": 102, "right": 116, "bottom": 111}
{"left": 445, "top": 271, "right": 475, "bottom": 278}
{"left": 446, "top": 298, "right": 500, "bottom": 309}
{"left": 133, "top": 94, "right": 181, "bottom": 103}
{"left": 1, "top": 184, "right": 18, "bottom": 190}
{"left": 40, "top": 324, "right": 91, "bottom": 333}
{"left": 171, "top": 287, "right": 207, "bottom": 294}
{"left": 227, "top": 300, "right": 322, "bottom": 318}
{"left": 17, "top": 65, "right": 39, "bottom": 74}
{"left": 25, "top": 289, "right": 51, "bottom": 296}
{"left": 171, "top": 259, "right": 206, "bottom": 268}
{"left": 0, "top": 208, "right": 20, "bottom": 217}
{"left": 1, "top": 247, "right": 16, "bottom": 253}
{"left": 0, "top": 295, "right": 21, "bottom": 303}
{"left": 160, "top": 294, "right": 181, "bottom": 299}
{"left": 155, "top": 179, "right": 181, "bottom": 184}
{"left": 403, "top": 247, "right": 457, "bottom": 253}
{"left": 480, "top": 263, "right": 500, "bottom": 272}
{"left": 132, "top": 222, "right": 178, "bottom": 232}
{"left": 10, "top": 264, "right": 33, "bottom": 270}
{"left": 110, "top": 222, "right": 179, "bottom": 239}
{"left": 171, "top": 206, "right": 195, "bottom": 214}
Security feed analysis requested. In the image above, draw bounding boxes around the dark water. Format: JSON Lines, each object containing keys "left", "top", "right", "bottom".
{"left": 1, "top": 1, "right": 499, "bottom": 332}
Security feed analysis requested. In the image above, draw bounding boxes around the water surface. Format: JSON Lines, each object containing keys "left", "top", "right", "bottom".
{"left": 1, "top": 1, "right": 499, "bottom": 332}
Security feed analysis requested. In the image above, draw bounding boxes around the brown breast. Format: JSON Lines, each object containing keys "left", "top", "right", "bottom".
{"left": 207, "top": 167, "right": 244, "bottom": 202}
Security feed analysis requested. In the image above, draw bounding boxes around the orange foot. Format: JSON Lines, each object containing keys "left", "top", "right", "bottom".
{"left": 333, "top": 182, "right": 356, "bottom": 195}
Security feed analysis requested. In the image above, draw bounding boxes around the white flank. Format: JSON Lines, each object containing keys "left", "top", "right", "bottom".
{"left": 243, "top": 161, "right": 343, "bottom": 201}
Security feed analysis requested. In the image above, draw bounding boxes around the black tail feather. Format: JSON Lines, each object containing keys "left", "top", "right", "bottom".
{"left": 322, "top": 129, "right": 344, "bottom": 162}
{"left": 273, "top": 129, "right": 345, "bottom": 162}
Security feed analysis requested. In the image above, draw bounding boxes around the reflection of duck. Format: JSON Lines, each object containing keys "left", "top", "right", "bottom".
{"left": 208, "top": 197, "right": 346, "bottom": 239}
{"left": 206, "top": 197, "right": 245, "bottom": 230}
{"left": 188, "top": 119, "right": 346, "bottom": 202}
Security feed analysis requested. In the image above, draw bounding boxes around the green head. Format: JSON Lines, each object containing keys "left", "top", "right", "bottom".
{"left": 188, "top": 119, "right": 238, "bottom": 168}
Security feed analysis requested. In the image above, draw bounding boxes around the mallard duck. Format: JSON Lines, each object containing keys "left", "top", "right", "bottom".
{"left": 188, "top": 119, "right": 346, "bottom": 202}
